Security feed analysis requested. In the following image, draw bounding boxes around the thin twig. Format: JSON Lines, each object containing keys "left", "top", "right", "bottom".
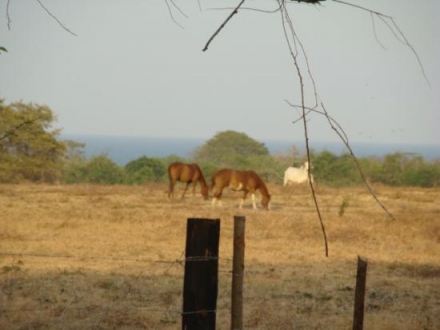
{"left": 203, "top": 0, "right": 246, "bottom": 52}
{"left": 331, "top": 0, "right": 391, "bottom": 18}
{"left": 6, "top": 0, "right": 11, "bottom": 30}
{"left": 286, "top": 100, "right": 349, "bottom": 142}
{"left": 279, "top": 0, "right": 328, "bottom": 257}
{"left": 332, "top": 0, "right": 430, "bottom": 87}
{"left": 287, "top": 101, "right": 396, "bottom": 221}
{"left": 164, "top": 0, "right": 185, "bottom": 29}
{"left": 371, "top": 12, "right": 387, "bottom": 51}
{"left": 319, "top": 102, "right": 396, "bottom": 220}
{"left": 169, "top": 0, "right": 188, "bottom": 18}
{"left": 35, "top": 0, "right": 77, "bottom": 36}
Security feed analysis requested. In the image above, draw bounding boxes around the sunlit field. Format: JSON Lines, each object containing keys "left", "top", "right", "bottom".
{"left": 1, "top": 183, "right": 439, "bottom": 329}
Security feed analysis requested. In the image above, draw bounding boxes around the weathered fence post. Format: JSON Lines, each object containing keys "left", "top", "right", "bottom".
{"left": 182, "top": 218, "right": 220, "bottom": 330}
{"left": 353, "top": 256, "right": 368, "bottom": 330}
{"left": 231, "top": 215, "right": 246, "bottom": 330}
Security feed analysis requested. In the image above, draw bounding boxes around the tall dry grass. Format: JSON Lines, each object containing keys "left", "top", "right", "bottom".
{"left": 0, "top": 183, "right": 439, "bottom": 329}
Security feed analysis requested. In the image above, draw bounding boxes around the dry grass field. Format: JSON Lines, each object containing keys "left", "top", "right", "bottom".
{"left": 1, "top": 183, "right": 439, "bottom": 330}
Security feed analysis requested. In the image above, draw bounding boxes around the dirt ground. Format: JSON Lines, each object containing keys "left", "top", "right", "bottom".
{"left": 1, "top": 183, "right": 439, "bottom": 329}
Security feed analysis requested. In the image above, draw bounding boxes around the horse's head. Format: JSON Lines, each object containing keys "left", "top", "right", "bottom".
{"left": 261, "top": 193, "right": 271, "bottom": 211}
{"left": 201, "top": 184, "right": 209, "bottom": 200}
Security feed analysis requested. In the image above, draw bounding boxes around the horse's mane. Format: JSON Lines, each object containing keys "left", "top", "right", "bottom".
{"left": 252, "top": 171, "right": 269, "bottom": 195}
{"left": 191, "top": 163, "right": 208, "bottom": 186}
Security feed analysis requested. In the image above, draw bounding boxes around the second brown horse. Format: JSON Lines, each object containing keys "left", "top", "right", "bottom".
{"left": 211, "top": 169, "right": 271, "bottom": 210}
{"left": 167, "top": 162, "right": 209, "bottom": 200}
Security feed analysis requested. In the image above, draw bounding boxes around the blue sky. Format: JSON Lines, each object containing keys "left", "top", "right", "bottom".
{"left": 1, "top": 0, "right": 439, "bottom": 146}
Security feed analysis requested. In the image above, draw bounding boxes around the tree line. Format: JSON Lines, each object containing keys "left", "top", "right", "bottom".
{"left": 1, "top": 100, "right": 439, "bottom": 187}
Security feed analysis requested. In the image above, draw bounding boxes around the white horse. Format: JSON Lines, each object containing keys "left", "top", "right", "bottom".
{"left": 283, "top": 161, "right": 314, "bottom": 186}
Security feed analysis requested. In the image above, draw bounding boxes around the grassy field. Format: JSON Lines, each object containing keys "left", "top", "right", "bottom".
{"left": 0, "top": 183, "right": 439, "bottom": 329}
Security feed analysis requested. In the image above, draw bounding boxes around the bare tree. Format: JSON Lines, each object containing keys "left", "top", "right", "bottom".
{"left": 196, "top": 0, "right": 429, "bottom": 256}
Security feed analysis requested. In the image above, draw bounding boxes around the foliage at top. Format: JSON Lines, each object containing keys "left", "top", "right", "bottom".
{"left": 0, "top": 99, "right": 66, "bottom": 183}
{"left": 124, "top": 156, "right": 167, "bottom": 184}
{"left": 194, "top": 131, "right": 268, "bottom": 160}
{"left": 192, "top": 130, "right": 278, "bottom": 179}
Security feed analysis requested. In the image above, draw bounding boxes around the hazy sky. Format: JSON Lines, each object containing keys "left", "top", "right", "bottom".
{"left": 1, "top": 1, "right": 439, "bottom": 146}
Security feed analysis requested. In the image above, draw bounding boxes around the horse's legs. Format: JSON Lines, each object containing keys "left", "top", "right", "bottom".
{"left": 211, "top": 185, "right": 223, "bottom": 208}
{"left": 181, "top": 183, "right": 190, "bottom": 199}
{"left": 168, "top": 179, "right": 175, "bottom": 198}
{"left": 239, "top": 191, "right": 249, "bottom": 209}
{"left": 212, "top": 197, "right": 223, "bottom": 208}
{"left": 191, "top": 181, "right": 197, "bottom": 198}
{"left": 251, "top": 193, "right": 257, "bottom": 210}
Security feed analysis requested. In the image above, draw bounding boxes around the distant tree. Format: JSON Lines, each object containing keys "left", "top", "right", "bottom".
{"left": 0, "top": 99, "right": 66, "bottom": 183}
{"left": 390, "top": 153, "right": 440, "bottom": 188}
{"left": 124, "top": 156, "right": 166, "bottom": 184}
{"left": 192, "top": 130, "right": 283, "bottom": 181}
{"left": 84, "top": 155, "right": 124, "bottom": 184}
{"left": 380, "top": 152, "right": 406, "bottom": 186}
{"left": 61, "top": 140, "right": 87, "bottom": 184}
{"left": 193, "top": 130, "right": 269, "bottom": 168}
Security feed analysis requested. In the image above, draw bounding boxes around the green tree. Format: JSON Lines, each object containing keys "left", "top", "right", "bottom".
{"left": 312, "top": 151, "right": 362, "bottom": 186}
{"left": 61, "top": 140, "right": 87, "bottom": 184}
{"left": 124, "top": 156, "right": 166, "bottom": 184}
{"left": 0, "top": 99, "right": 66, "bottom": 183}
{"left": 399, "top": 154, "right": 439, "bottom": 188}
{"left": 83, "top": 155, "right": 124, "bottom": 184}
{"left": 191, "top": 130, "right": 283, "bottom": 182}
{"left": 313, "top": 151, "right": 338, "bottom": 185}
{"left": 381, "top": 153, "right": 401, "bottom": 185}
{"left": 193, "top": 130, "right": 270, "bottom": 169}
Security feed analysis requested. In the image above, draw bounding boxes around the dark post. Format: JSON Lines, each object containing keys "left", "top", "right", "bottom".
{"left": 182, "top": 218, "right": 220, "bottom": 330}
{"left": 353, "top": 256, "right": 368, "bottom": 330}
{"left": 231, "top": 215, "right": 246, "bottom": 330}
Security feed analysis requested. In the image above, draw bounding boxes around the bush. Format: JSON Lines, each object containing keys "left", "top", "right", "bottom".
{"left": 124, "top": 156, "right": 166, "bottom": 184}
{"left": 83, "top": 155, "right": 124, "bottom": 184}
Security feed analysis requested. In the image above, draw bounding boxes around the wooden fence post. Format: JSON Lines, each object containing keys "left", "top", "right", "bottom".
{"left": 353, "top": 256, "right": 368, "bottom": 330}
{"left": 182, "top": 218, "right": 220, "bottom": 330}
{"left": 231, "top": 215, "right": 246, "bottom": 330}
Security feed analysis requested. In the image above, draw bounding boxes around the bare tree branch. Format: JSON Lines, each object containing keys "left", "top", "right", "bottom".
{"left": 6, "top": 0, "right": 12, "bottom": 30}
{"left": 287, "top": 100, "right": 397, "bottom": 220}
{"left": 332, "top": 0, "right": 430, "bottom": 87}
{"left": 370, "top": 12, "right": 387, "bottom": 51}
{"left": 164, "top": 0, "right": 185, "bottom": 29}
{"left": 202, "top": 0, "right": 246, "bottom": 52}
{"left": 35, "top": 0, "right": 77, "bottom": 36}
{"left": 278, "top": 0, "right": 329, "bottom": 257}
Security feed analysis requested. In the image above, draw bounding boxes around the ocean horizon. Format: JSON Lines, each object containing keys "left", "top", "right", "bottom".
{"left": 61, "top": 134, "right": 440, "bottom": 165}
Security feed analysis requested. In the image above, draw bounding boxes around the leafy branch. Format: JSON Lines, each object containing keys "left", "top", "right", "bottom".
{"left": 0, "top": 116, "right": 43, "bottom": 141}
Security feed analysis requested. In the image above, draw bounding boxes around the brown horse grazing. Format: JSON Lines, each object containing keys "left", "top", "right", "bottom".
{"left": 167, "top": 162, "right": 209, "bottom": 200}
{"left": 211, "top": 169, "right": 271, "bottom": 210}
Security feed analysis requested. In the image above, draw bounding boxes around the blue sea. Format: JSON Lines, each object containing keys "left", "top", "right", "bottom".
{"left": 62, "top": 134, "right": 440, "bottom": 165}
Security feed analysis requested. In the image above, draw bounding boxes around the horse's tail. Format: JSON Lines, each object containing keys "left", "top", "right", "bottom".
{"left": 167, "top": 162, "right": 175, "bottom": 180}
{"left": 195, "top": 164, "right": 207, "bottom": 185}
{"left": 210, "top": 169, "right": 225, "bottom": 191}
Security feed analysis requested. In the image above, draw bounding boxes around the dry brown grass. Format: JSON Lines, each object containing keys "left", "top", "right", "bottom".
{"left": 0, "top": 183, "right": 439, "bottom": 329}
